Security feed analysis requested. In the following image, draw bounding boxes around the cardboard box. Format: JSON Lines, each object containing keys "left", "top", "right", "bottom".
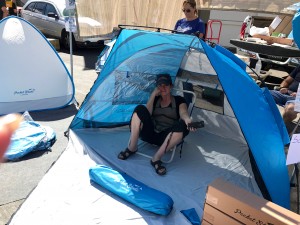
{"left": 205, "top": 178, "right": 300, "bottom": 225}
{"left": 203, "top": 203, "right": 243, "bottom": 225}
{"left": 269, "top": 15, "right": 293, "bottom": 36}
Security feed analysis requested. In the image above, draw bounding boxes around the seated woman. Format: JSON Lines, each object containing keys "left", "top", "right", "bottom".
{"left": 118, "top": 74, "right": 197, "bottom": 175}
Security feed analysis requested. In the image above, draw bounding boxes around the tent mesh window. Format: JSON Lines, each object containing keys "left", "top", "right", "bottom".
{"left": 113, "top": 71, "right": 156, "bottom": 105}
{"left": 177, "top": 69, "right": 224, "bottom": 114}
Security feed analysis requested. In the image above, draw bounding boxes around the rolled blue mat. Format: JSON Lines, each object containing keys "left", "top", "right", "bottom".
{"left": 89, "top": 165, "right": 174, "bottom": 215}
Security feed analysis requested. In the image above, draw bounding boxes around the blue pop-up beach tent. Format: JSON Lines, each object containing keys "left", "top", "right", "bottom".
{"left": 69, "top": 28, "right": 290, "bottom": 211}
{"left": 8, "top": 28, "right": 291, "bottom": 225}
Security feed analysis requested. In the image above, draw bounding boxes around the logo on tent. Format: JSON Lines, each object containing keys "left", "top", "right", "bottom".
{"left": 14, "top": 88, "right": 36, "bottom": 96}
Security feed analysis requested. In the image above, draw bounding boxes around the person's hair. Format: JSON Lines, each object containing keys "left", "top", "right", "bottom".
{"left": 182, "top": 0, "right": 197, "bottom": 16}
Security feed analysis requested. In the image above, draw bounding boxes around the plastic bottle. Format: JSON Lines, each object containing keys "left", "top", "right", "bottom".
{"left": 255, "top": 59, "right": 262, "bottom": 74}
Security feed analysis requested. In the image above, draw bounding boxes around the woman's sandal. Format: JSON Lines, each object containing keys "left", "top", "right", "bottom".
{"left": 118, "top": 148, "right": 137, "bottom": 160}
{"left": 150, "top": 160, "right": 166, "bottom": 175}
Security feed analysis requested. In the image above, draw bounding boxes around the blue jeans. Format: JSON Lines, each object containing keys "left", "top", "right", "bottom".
{"left": 270, "top": 90, "right": 295, "bottom": 106}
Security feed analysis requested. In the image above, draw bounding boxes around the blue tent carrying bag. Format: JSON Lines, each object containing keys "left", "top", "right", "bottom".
{"left": 4, "top": 112, "right": 56, "bottom": 161}
{"left": 89, "top": 165, "right": 174, "bottom": 216}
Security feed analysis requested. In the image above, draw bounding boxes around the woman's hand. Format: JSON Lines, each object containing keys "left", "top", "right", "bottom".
{"left": 279, "top": 88, "right": 288, "bottom": 94}
{"left": 152, "top": 87, "right": 161, "bottom": 97}
{"left": 184, "top": 118, "right": 197, "bottom": 132}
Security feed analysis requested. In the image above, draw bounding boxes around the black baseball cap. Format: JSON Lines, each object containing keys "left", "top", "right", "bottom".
{"left": 156, "top": 74, "right": 172, "bottom": 86}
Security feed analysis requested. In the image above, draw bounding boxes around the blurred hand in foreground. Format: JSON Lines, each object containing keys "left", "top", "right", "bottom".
{"left": 0, "top": 114, "right": 22, "bottom": 160}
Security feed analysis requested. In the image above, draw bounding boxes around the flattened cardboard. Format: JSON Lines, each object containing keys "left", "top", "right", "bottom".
{"left": 206, "top": 178, "right": 300, "bottom": 225}
{"left": 203, "top": 203, "right": 243, "bottom": 225}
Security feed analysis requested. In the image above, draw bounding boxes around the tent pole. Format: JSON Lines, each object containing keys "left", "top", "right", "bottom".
{"left": 68, "top": 9, "right": 79, "bottom": 108}
{"left": 68, "top": 9, "right": 73, "bottom": 78}
{"left": 69, "top": 30, "right": 73, "bottom": 75}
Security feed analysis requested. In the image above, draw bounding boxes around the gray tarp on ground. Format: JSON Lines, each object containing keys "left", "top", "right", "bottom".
{"left": 9, "top": 125, "right": 262, "bottom": 225}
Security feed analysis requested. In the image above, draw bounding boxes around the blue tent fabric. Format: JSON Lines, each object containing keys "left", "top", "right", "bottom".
{"left": 71, "top": 30, "right": 200, "bottom": 128}
{"left": 261, "top": 87, "right": 290, "bottom": 145}
{"left": 292, "top": 9, "right": 300, "bottom": 48}
{"left": 180, "top": 208, "right": 200, "bottom": 225}
{"left": 69, "top": 29, "right": 290, "bottom": 209}
{"left": 5, "top": 120, "right": 56, "bottom": 161}
{"left": 202, "top": 43, "right": 290, "bottom": 208}
{"left": 215, "top": 44, "right": 247, "bottom": 71}
{"left": 89, "top": 165, "right": 174, "bottom": 216}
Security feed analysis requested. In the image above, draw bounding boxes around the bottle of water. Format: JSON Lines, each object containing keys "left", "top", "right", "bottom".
{"left": 255, "top": 59, "right": 262, "bottom": 74}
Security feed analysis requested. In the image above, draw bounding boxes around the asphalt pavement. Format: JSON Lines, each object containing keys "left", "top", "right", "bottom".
{"left": 0, "top": 47, "right": 102, "bottom": 225}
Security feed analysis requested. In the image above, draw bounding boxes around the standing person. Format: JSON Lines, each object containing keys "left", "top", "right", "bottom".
{"left": 8, "top": 0, "right": 17, "bottom": 16}
{"left": 0, "top": 0, "right": 8, "bottom": 19}
{"left": 270, "top": 65, "right": 300, "bottom": 125}
{"left": 117, "top": 74, "right": 198, "bottom": 176}
{"left": 174, "top": 0, "right": 205, "bottom": 39}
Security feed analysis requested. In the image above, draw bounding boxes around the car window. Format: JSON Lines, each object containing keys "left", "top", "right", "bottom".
{"left": 45, "top": 3, "right": 57, "bottom": 16}
{"left": 25, "top": 2, "right": 36, "bottom": 12}
{"left": 33, "top": 2, "right": 46, "bottom": 15}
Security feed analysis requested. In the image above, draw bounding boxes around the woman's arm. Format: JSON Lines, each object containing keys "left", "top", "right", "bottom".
{"left": 146, "top": 88, "right": 160, "bottom": 115}
{"left": 280, "top": 76, "right": 294, "bottom": 89}
{"left": 279, "top": 76, "right": 294, "bottom": 94}
{"left": 179, "top": 103, "right": 192, "bottom": 125}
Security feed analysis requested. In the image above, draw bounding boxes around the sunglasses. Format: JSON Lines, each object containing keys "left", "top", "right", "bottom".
{"left": 182, "top": 9, "right": 191, "bottom": 13}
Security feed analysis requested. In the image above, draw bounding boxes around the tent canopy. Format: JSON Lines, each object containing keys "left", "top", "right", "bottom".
{"left": 70, "top": 28, "right": 290, "bottom": 209}
{"left": 9, "top": 28, "right": 291, "bottom": 224}
{"left": 0, "top": 17, "right": 75, "bottom": 115}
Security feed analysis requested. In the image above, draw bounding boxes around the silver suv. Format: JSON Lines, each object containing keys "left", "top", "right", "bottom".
{"left": 21, "top": 0, "right": 106, "bottom": 50}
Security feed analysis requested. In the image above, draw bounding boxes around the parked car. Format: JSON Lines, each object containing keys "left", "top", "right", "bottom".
{"left": 21, "top": 0, "right": 109, "bottom": 50}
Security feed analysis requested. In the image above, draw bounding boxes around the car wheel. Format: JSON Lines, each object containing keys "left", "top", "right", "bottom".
{"left": 61, "top": 29, "right": 76, "bottom": 51}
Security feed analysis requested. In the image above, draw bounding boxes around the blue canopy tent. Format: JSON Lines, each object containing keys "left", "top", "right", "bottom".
{"left": 69, "top": 29, "right": 290, "bottom": 211}
{"left": 7, "top": 27, "right": 291, "bottom": 225}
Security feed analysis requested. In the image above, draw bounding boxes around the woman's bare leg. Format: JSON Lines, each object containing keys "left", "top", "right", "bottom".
{"left": 152, "top": 132, "right": 183, "bottom": 162}
{"left": 128, "top": 113, "right": 141, "bottom": 152}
